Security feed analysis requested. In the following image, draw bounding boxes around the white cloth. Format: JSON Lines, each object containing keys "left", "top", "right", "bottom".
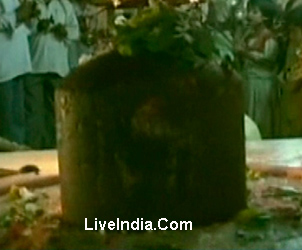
{"left": 0, "top": 0, "right": 19, "bottom": 13}
{"left": 245, "top": 114, "right": 262, "bottom": 141}
{"left": 0, "top": 0, "right": 18, "bottom": 31}
{"left": 0, "top": 0, "right": 32, "bottom": 83}
{"left": 30, "top": 0, "right": 79, "bottom": 77}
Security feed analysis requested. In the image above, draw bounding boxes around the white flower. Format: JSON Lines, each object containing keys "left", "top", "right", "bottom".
{"left": 114, "top": 15, "right": 127, "bottom": 26}
{"left": 112, "top": 0, "right": 121, "bottom": 8}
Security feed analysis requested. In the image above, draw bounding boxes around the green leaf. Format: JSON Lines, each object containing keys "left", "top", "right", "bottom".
{"left": 212, "top": 30, "right": 234, "bottom": 61}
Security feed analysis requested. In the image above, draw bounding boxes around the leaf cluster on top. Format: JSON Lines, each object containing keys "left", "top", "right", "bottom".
{"left": 113, "top": 2, "right": 235, "bottom": 71}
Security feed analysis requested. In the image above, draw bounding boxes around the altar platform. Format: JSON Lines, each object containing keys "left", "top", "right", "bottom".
{"left": 246, "top": 138, "right": 302, "bottom": 178}
{"left": 0, "top": 138, "right": 301, "bottom": 178}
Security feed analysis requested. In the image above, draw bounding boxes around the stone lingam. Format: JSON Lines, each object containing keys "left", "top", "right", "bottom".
{"left": 55, "top": 3, "right": 246, "bottom": 228}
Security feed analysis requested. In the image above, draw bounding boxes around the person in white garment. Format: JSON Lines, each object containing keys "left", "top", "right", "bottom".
{"left": 25, "top": 0, "right": 79, "bottom": 149}
{"left": 69, "top": 0, "right": 108, "bottom": 69}
{"left": 0, "top": 0, "right": 32, "bottom": 145}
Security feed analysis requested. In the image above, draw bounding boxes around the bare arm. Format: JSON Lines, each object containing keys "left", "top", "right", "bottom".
{"left": 248, "top": 38, "right": 279, "bottom": 63}
{"left": 238, "top": 38, "right": 279, "bottom": 68}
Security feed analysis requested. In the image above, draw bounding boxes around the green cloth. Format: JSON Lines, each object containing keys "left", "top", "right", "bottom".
{"left": 242, "top": 38, "right": 279, "bottom": 138}
{"left": 279, "top": 27, "right": 302, "bottom": 137}
{"left": 280, "top": 86, "right": 302, "bottom": 137}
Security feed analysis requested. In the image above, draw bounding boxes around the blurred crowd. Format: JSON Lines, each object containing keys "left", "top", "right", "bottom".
{"left": 196, "top": 0, "right": 302, "bottom": 139}
{"left": 0, "top": 0, "right": 109, "bottom": 149}
{"left": 0, "top": 0, "right": 302, "bottom": 150}
{"left": 238, "top": 0, "right": 302, "bottom": 140}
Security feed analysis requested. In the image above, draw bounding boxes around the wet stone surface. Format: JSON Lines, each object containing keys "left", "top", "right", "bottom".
{"left": 2, "top": 176, "right": 302, "bottom": 249}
